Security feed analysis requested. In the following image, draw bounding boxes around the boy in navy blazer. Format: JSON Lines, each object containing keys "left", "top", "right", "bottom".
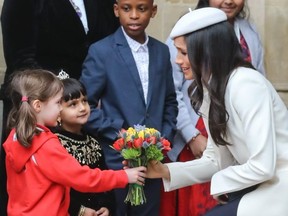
{"left": 80, "top": 0, "right": 178, "bottom": 215}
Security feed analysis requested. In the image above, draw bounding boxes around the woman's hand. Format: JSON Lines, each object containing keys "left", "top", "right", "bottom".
{"left": 146, "top": 160, "right": 170, "bottom": 181}
{"left": 213, "top": 194, "right": 228, "bottom": 205}
{"left": 188, "top": 134, "right": 207, "bottom": 158}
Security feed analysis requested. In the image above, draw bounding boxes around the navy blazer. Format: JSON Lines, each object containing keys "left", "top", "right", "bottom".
{"left": 80, "top": 27, "right": 178, "bottom": 168}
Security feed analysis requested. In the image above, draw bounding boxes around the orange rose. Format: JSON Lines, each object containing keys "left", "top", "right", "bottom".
{"left": 161, "top": 138, "right": 171, "bottom": 151}
{"left": 113, "top": 138, "right": 125, "bottom": 151}
{"left": 133, "top": 137, "right": 143, "bottom": 148}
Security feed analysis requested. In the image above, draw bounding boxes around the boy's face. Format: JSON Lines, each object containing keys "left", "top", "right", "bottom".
{"left": 114, "top": 0, "right": 157, "bottom": 43}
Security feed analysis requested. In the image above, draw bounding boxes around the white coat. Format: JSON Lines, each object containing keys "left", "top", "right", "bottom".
{"left": 163, "top": 67, "right": 288, "bottom": 216}
{"left": 166, "top": 17, "right": 265, "bottom": 162}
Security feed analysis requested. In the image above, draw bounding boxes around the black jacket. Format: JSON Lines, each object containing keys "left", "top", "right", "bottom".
{"left": 52, "top": 128, "right": 116, "bottom": 216}
{"left": 1, "top": 0, "right": 119, "bottom": 88}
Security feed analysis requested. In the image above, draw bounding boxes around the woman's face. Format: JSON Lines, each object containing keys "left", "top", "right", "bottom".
{"left": 209, "top": 0, "right": 244, "bottom": 21}
{"left": 174, "top": 36, "right": 193, "bottom": 80}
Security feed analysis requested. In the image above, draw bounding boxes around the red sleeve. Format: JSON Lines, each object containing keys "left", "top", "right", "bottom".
{"left": 34, "top": 137, "right": 128, "bottom": 192}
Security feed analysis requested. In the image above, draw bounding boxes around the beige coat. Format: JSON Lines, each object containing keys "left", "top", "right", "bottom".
{"left": 163, "top": 67, "right": 288, "bottom": 216}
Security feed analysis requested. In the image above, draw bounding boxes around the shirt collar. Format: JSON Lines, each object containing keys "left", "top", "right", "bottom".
{"left": 121, "top": 26, "right": 149, "bottom": 52}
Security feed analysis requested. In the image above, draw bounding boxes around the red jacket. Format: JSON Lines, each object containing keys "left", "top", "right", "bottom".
{"left": 4, "top": 125, "right": 128, "bottom": 216}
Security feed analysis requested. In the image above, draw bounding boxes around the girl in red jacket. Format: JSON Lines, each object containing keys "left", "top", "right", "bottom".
{"left": 3, "top": 69, "right": 146, "bottom": 216}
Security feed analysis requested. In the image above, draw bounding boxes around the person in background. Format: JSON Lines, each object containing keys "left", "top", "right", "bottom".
{"left": 160, "top": 0, "right": 266, "bottom": 215}
{"left": 196, "top": 0, "right": 265, "bottom": 75}
{"left": 80, "top": 0, "right": 178, "bottom": 215}
{"left": 3, "top": 69, "right": 146, "bottom": 216}
{"left": 52, "top": 75, "right": 115, "bottom": 216}
{"left": 0, "top": 1, "right": 119, "bottom": 214}
{"left": 147, "top": 7, "right": 288, "bottom": 216}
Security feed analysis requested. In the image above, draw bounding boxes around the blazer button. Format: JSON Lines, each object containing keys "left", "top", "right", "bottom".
{"left": 146, "top": 113, "right": 150, "bottom": 118}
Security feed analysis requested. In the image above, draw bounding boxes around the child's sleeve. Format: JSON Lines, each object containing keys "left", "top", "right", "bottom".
{"left": 34, "top": 137, "right": 128, "bottom": 192}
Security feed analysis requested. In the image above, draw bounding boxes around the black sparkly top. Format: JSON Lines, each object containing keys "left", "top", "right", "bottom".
{"left": 53, "top": 128, "right": 115, "bottom": 216}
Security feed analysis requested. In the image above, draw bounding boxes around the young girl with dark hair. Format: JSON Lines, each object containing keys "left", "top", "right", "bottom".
{"left": 3, "top": 69, "right": 146, "bottom": 216}
{"left": 53, "top": 77, "right": 115, "bottom": 216}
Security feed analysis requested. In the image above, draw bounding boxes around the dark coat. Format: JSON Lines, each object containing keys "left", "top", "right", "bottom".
{"left": 1, "top": 0, "right": 119, "bottom": 85}
{"left": 81, "top": 28, "right": 178, "bottom": 158}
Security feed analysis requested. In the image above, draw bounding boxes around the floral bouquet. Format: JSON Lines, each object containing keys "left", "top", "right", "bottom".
{"left": 112, "top": 125, "right": 171, "bottom": 206}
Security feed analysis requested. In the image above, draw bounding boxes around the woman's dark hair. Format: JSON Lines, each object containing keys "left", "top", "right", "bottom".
{"left": 61, "top": 78, "right": 87, "bottom": 102}
{"left": 187, "top": 21, "right": 253, "bottom": 146}
{"left": 195, "top": 0, "right": 210, "bottom": 8}
{"left": 195, "top": 0, "right": 249, "bottom": 19}
{"left": 7, "top": 69, "right": 63, "bottom": 147}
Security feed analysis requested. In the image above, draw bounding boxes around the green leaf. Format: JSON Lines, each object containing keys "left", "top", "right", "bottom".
{"left": 122, "top": 148, "right": 141, "bottom": 159}
{"left": 145, "top": 145, "right": 163, "bottom": 161}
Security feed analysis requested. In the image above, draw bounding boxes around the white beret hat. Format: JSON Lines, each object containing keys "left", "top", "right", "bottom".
{"left": 170, "top": 7, "right": 227, "bottom": 39}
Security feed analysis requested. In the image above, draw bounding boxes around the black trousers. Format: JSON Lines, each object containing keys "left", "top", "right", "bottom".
{"left": 205, "top": 185, "right": 258, "bottom": 216}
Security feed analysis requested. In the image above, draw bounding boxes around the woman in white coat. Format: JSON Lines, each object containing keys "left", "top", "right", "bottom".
{"left": 147, "top": 7, "right": 288, "bottom": 216}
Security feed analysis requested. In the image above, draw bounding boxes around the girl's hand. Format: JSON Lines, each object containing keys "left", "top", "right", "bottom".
{"left": 82, "top": 206, "right": 97, "bottom": 216}
{"left": 122, "top": 160, "right": 129, "bottom": 169}
{"left": 124, "top": 166, "right": 146, "bottom": 185}
{"left": 95, "top": 207, "right": 109, "bottom": 216}
{"left": 147, "top": 160, "right": 170, "bottom": 180}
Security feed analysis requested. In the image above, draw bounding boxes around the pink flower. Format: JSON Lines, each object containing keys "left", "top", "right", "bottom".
{"left": 150, "top": 136, "right": 157, "bottom": 144}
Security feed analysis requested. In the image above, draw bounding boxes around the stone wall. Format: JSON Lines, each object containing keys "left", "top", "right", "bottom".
{"left": 0, "top": 0, "right": 287, "bottom": 105}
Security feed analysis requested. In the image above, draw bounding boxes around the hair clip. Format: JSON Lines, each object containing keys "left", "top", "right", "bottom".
{"left": 57, "top": 69, "right": 70, "bottom": 80}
